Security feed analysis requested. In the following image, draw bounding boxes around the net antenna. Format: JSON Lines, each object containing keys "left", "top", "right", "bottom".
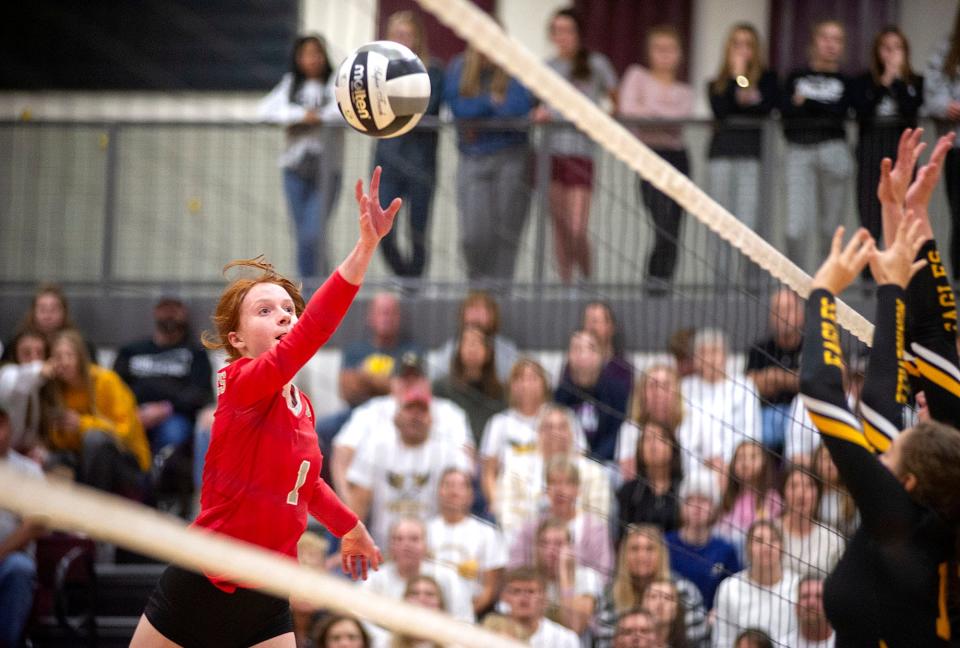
{"left": 413, "top": 0, "right": 874, "bottom": 345}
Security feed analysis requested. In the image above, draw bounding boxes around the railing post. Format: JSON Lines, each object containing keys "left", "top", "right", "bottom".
{"left": 100, "top": 124, "right": 119, "bottom": 287}
{"left": 532, "top": 123, "right": 551, "bottom": 285}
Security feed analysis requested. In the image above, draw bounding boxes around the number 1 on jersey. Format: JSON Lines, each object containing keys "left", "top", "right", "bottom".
{"left": 287, "top": 460, "right": 310, "bottom": 505}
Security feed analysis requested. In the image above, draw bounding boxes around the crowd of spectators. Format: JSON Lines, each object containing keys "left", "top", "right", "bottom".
{"left": 259, "top": 8, "right": 960, "bottom": 287}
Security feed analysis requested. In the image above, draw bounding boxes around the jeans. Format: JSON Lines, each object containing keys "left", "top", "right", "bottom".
{"left": 282, "top": 168, "right": 341, "bottom": 278}
{"left": 193, "top": 425, "right": 211, "bottom": 492}
{"left": 149, "top": 413, "right": 192, "bottom": 454}
{"left": 374, "top": 146, "right": 437, "bottom": 278}
{"left": 709, "top": 156, "right": 760, "bottom": 283}
{"left": 0, "top": 552, "right": 36, "bottom": 647}
{"left": 761, "top": 402, "right": 792, "bottom": 455}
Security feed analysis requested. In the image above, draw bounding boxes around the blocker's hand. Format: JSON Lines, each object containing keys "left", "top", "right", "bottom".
{"left": 811, "top": 227, "right": 875, "bottom": 295}
{"left": 340, "top": 521, "right": 382, "bottom": 581}
{"left": 868, "top": 210, "right": 928, "bottom": 288}
{"left": 355, "top": 166, "right": 401, "bottom": 247}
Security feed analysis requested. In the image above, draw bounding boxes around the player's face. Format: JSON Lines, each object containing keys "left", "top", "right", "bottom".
{"left": 34, "top": 293, "right": 65, "bottom": 333}
{"left": 550, "top": 14, "right": 579, "bottom": 59}
{"left": 614, "top": 612, "right": 658, "bottom": 648}
{"left": 230, "top": 282, "right": 297, "bottom": 360}
{"left": 406, "top": 579, "right": 443, "bottom": 610}
{"left": 325, "top": 618, "right": 365, "bottom": 648}
{"left": 624, "top": 532, "right": 659, "bottom": 578}
{"left": 51, "top": 338, "right": 80, "bottom": 383}
{"left": 15, "top": 334, "right": 46, "bottom": 364}
{"left": 501, "top": 580, "right": 544, "bottom": 621}
{"left": 641, "top": 581, "right": 677, "bottom": 626}
{"left": 681, "top": 494, "right": 714, "bottom": 528}
{"left": 648, "top": 34, "right": 681, "bottom": 75}
{"left": 438, "top": 471, "right": 472, "bottom": 514}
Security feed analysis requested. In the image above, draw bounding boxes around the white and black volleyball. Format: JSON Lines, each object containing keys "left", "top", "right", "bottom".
{"left": 335, "top": 41, "right": 431, "bottom": 139}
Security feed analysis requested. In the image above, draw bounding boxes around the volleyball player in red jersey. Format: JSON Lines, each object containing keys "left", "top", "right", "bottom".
{"left": 131, "top": 168, "right": 399, "bottom": 648}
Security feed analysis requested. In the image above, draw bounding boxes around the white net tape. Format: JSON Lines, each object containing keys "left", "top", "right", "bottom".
{"left": 0, "top": 464, "right": 523, "bottom": 648}
{"left": 414, "top": 0, "right": 875, "bottom": 345}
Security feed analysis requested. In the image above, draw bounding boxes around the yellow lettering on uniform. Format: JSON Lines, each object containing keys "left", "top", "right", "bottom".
{"left": 932, "top": 263, "right": 947, "bottom": 278}
{"left": 928, "top": 249, "right": 942, "bottom": 264}
{"left": 820, "top": 297, "right": 837, "bottom": 321}
{"left": 824, "top": 351, "right": 843, "bottom": 368}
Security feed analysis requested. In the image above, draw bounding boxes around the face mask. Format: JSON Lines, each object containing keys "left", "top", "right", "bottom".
{"left": 156, "top": 318, "right": 187, "bottom": 337}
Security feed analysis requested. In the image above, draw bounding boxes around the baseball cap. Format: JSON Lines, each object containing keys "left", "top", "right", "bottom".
{"left": 393, "top": 351, "right": 425, "bottom": 377}
{"left": 679, "top": 469, "right": 720, "bottom": 507}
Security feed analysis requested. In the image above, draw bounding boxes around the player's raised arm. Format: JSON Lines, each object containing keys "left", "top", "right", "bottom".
{"left": 338, "top": 165, "right": 402, "bottom": 285}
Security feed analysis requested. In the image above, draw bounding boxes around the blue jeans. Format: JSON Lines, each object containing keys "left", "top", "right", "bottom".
{"left": 761, "top": 403, "right": 792, "bottom": 454}
{"left": 0, "top": 552, "right": 36, "bottom": 646}
{"left": 149, "top": 413, "right": 192, "bottom": 454}
{"left": 283, "top": 168, "right": 341, "bottom": 278}
{"left": 193, "top": 425, "right": 211, "bottom": 492}
{"left": 374, "top": 152, "right": 436, "bottom": 278}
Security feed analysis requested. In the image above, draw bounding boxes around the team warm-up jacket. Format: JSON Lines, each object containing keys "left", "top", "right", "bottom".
{"left": 800, "top": 285, "right": 955, "bottom": 646}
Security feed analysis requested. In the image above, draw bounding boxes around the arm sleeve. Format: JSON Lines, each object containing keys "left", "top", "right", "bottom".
{"left": 308, "top": 476, "right": 359, "bottom": 537}
{"left": 491, "top": 80, "right": 534, "bottom": 117}
{"left": 905, "top": 240, "right": 960, "bottom": 427}
{"left": 226, "top": 270, "right": 359, "bottom": 408}
{"left": 891, "top": 76, "right": 924, "bottom": 122}
{"left": 617, "top": 67, "right": 646, "bottom": 118}
{"left": 708, "top": 79, "right": 737, "bottom": 119}
{"left": 257, "top": 75, "right": 308, "bottom": 125}
{"left": 799, "top": 289, "right": 919, "bottom": 534}
{"left": 858, "top": 284, "right": 908, "bottom": 453}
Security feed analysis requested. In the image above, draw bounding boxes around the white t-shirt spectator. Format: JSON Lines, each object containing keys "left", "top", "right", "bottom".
{"left": 426, "top": 514, "right": 507, "bottom": 595}
{"left": 780, "top": 523, "right": 845, "bottom": 578}
{"left": 347, "top": 435, "right": 472, "bottom": 547}
{"left": 496, "top": 451, "right": 611, "bottom": 545}
{"left": 335, "top": 394, "right": 474, "bottom": 453}
{"left": 481, "top": 408, "right": 587, "bottom": 464}
{"left": 529, "top": 617, "right": 580, "bottom": 648}
{"left": 679, "top": 375, "right": 761, "bottom": 472}
{"left": 361, "top": 559, "right": 475, "bottom": 623}
{"left": 544, "top": 565, "right": 603, "bottom": 611}
{"left": 712, "top": 569, "right": 800, "bottom": 648}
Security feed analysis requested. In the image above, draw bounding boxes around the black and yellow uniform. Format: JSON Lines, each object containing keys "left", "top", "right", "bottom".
{"left": 800, "top": 285, "right": 955, "bottom": 647}
{"left": 904, "top": 240, "right": 960, "bottom": 429}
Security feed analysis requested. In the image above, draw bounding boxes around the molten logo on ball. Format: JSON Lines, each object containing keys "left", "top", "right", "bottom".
{"left": 351, "top": 64, "right": 371, "bottom": 121}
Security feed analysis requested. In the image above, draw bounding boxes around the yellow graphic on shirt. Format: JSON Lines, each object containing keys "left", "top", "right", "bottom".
{"left": 362, "top": 354, "right": 395, "bottom": 377}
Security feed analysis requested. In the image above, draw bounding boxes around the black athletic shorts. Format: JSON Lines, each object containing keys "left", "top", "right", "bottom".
{"left": 144, "top": 565, "right": 293, "bottom": 647}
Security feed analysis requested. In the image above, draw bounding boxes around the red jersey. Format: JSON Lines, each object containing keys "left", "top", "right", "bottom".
{"left": 193, "top": 270, "right": 360, "bottom": 590}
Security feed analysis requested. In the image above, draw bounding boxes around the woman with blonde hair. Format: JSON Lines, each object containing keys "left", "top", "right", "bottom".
{"left": 46, "top": 329, "right": 151, "bottom": 497}
{"left": 595, "top": 524, "right": 707, "bottom": 648}
{"left": 707, "top": 23, "right": 778, "bottom": 281}
{"left": 374, "top": 10, "right": 444, "bottom": 278}
{"left": 444, "top": 42, "right": 534, "bottom": 281}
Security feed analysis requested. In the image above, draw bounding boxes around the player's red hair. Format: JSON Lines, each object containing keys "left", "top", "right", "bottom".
{"left": 202, "top": 256, "right": 305, "bottom": 362}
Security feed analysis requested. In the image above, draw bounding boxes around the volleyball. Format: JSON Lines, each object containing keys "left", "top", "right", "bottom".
{"left": 335, "top": 41, "right": 431, "bottom": 139}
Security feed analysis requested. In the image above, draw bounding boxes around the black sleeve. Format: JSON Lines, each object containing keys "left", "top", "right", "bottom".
{"left": 754, "top": 69, "right": 779, "bottom": 115}
{"left": 779, "top": 72, "right": 802, "bottom": 118}
{"left": 858, "top": 285, "right": 908, "bottom": 453}
{"left": 849, "top": 73, "right": 876, "bottom": 118}
{"left": 906, "top": 240, "right": 960, "bottom": 428}
{"left": 799, "top": 289, "right": 919, "bottom": 534}
{"left": 113, "top": 347, "right": 132, "bottom": 385}
{"left": 708, "top": 79, "right": 737, "bottom": 119}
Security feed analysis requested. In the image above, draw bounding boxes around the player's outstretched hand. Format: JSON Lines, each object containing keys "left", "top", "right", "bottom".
{"left": 906, "top": 132, "right": 956, "bottom": 216}
{"left": 883, "top": 128, "right": 926, "bottom": 205}
{"left": 811, "top": 226, "right": 875, "bottom": 295}
{"left": 355, "top": 166, "right": 401, "bottom": 247}
{"left": 341, "top": 521, "right": 382, "bottom": 581}
{"left": 868, "top": 210, "right": 928, "bottom": 288}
